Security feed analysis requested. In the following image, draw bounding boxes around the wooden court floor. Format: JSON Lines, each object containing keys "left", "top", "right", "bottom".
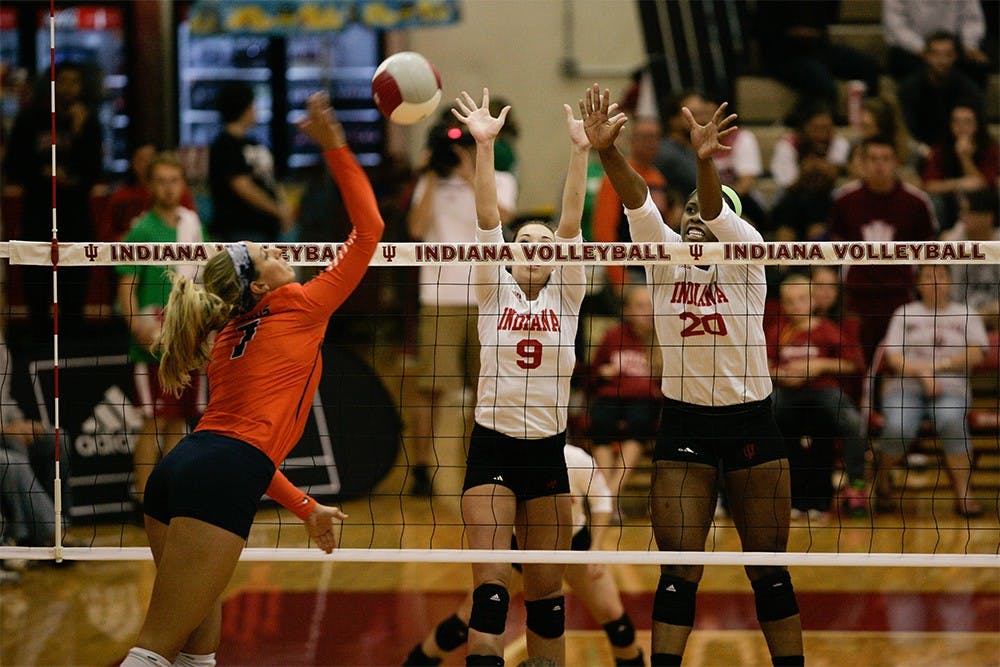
{"left": 1, "top": 474, "right": 998, "bottom": 667}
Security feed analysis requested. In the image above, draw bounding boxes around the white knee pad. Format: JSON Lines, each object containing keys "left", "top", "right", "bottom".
{"left": 121, "top": 648, "right": 171, "bottom": 667}
{"left": 173, "top": 652, "right": 216, "bottom": 667}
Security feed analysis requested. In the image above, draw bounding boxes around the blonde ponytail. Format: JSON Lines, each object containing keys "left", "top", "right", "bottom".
{"left": 155, "top": 250, "right": 246, "bottom": 396}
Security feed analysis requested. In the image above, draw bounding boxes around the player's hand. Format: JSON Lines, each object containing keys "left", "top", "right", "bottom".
{"left": 564, "top": 104, "right": 590, "bottom": 152}
{"left": 298, "top": 91, "right": 347, "bottom": 150}
{"left": 304, "top": 503, "right": 348, "bottom": 554}
{"left": 775, "top": 359, "right": 808, "bottom": 387}
{"left": 579, "top": 84, "right": 626, "bottom": 151}
{"left": 683, "top": 101, "right": 737, "bottom": 160}
{"left": 919, "top": 375, "right": 940, "bottom": 398}
{"left": 452, "top": 88, "right": 509, "bottom": 144}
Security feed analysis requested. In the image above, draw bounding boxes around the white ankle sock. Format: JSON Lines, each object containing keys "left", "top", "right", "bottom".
{"left": 121, "top": 647, "right": 172, "bottom": 667}
{"left": 173, "top": 652, "right": 217, "bottom": 667}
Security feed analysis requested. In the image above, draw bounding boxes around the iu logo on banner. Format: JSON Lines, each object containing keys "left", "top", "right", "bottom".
{"left": 689, "top": 244, "right": 704, "bottom": 261}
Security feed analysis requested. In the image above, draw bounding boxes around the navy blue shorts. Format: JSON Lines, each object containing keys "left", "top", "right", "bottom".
{"left": 463, "top": 423, "right": 570, "bottom": 501}
{"left": 143, "top": 431, "right": 276, "bottom": 539}
{"left": 653, "top": 396, "right": 786, "bottom": 471}
{"left": 589, "top": 397, "right": 661, "bottom": 445}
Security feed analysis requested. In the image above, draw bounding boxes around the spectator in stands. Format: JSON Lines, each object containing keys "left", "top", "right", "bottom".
{"left": 587, "top": 283, "right": 662, "bottom": 523}
{"left": 3, "top": 62, "right": 103, "bottom": 338}
{"left": 754, "top": 0, "right": 880, "bottom": 114}
{"left": 770, "top": 101, "right": 850, "bottom": 241}
{"left": 846, "top": 97, "right": 919, "bottom": 182}
{"left": 768, "top": 274, "right": 868, "bottom": 520}
{"left": 873, "top": 264, "right": 989, "bottom": 517}
{"left": 405, "top": 117, "right": 517, "bottom": 497}
{"left": 710, "top": 99, "right": 770, "bottom": 230}
{"left": 594, "top": 116, "right": 668, "bottom": 288}
{"left": 920, "top": 101, "right": 999, "bottom": 230}
{"left": 830, "top": 136, "right": 937, "bottom": 364}
{"left": 943, "top": 188, "right": 1000, "bottom": 332}
{"left": 883, "top": 0, "right": 990, "bottom": 87}
{"left": 897, "top": 31, "right": 983, "bottom": 153}
{"left": 489, "top": 95, "right": 519, "bottom": 175}
{"left": 105, "top": 142, "right": 198, "bottom": 241}
{"left": 655, "top": 90, "right": 706, "bottom": 196}
{"left": 0, "top": 331, "right": 72, "bottom": 548}
{"left": 208, "top": 81, "right": 292, "bottom": 242}
{"left": 116, "top": 152, "right": 204, "bottom": 507}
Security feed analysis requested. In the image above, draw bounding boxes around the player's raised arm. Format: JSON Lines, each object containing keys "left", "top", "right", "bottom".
{"left": 296, "top": 92, "right": 385, "bottom": 316}
{"left": 452, "top": 88, "right": 510, "bottom": 231}
{"left": 580, "top": 84, "right": 642, "bottom": 208}
{"left": 683, "top": 101, "right": 737, "bottom": 221}
{"left": 556, "top": 104, "right": 590, "bottom": 240}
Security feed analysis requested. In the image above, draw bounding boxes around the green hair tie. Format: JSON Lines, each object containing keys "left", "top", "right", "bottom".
{"left": 720, "top": 184, "right": 743, "bottom": 218}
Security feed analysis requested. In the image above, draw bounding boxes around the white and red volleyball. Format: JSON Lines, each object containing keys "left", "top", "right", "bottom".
{"left": 371, "top": 51, "right": 442, "bottom": 125}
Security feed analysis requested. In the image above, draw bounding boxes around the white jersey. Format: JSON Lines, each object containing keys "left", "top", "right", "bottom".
{"left": 474, "top": 224, "right": 586, "bottom": 439}
{"left": 564, "top": 444, "right": 613, "bottom": 535}
{"left": 881, "top": 301, "right": 988, "bottom": 398}
{"left": 625, "top": 192, "right": 772, "bottom": 406}
{"left": 413, "top": 172, "right": 518, "bottom": 307}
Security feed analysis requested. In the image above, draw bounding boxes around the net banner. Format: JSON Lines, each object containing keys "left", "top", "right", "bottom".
{"left": 4, "top": 240, "right": 1000, "bottom": 267}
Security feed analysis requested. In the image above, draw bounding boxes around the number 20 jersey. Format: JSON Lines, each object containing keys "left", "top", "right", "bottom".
{"left": 473, "top": 225, "right": 586, "bottom": 440}
{"left": 625, "top": 193, "right": 772, "bottom": 407}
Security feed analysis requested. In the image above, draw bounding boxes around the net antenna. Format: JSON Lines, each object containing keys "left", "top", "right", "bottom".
{"left": 46, "top": 0, "right": 66, "bottom": 563}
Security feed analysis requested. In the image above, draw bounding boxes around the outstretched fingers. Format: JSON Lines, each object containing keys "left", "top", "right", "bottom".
{"left": 681, "top": 105, "right": 697, "bottom": 129}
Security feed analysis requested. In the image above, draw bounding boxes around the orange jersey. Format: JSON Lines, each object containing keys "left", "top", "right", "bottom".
{"left": 196, "top": 147, "right": 384, "bottom": 471}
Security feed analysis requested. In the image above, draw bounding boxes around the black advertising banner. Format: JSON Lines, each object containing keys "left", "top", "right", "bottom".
{"left": 30, "top": 344, "right": 399, "bottom": 522}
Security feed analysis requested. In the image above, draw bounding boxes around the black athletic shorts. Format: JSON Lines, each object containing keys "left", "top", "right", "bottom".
{"left": 653, "top": 396, "right": 786, "bottom": 471}
{"left": 588, "top": 397, "right": 661, "bottom": 445}
{"left": 143, "top": 430, "right": 276, "bottom": 539}
{"left": 463, "top": 423, "right": 570, "bottom": 501}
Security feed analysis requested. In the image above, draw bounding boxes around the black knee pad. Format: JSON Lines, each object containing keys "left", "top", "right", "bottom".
{"left": 466, "top": 656, "right": 504, "bottom": 666}
{"left": 469, "top": 584, "right": 510, "bottom": 636}
{"left": 751, "top": 570, "right": 799, "bottom": 622}
{"left": 525, "top": 595, "right": 565, "bottom": 639}
{"left": 404, "top": 643, "right": 442, "bottom": 666}
{"left": 434, "top": 613, "right": 469, "bottom": 651}
{"left": 602, "top": 612, "right": 636, "bottom": 648}
{"left": 652, "top": 574, "right": 698, "bottom": 626}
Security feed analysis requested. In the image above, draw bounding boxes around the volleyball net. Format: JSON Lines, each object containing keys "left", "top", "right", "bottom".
{"left": 0, "top": 239, "right": 998, "bottom": 567}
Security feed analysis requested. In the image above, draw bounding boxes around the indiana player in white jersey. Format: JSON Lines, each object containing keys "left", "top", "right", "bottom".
{"left": 451, "top": 88, "right": 587, "bottom": 667}
{"left": 582, "top": 85, "right": 804, "bottom": 667}
{"left": 402, "top": 445, "right": 644, "bottom": 666}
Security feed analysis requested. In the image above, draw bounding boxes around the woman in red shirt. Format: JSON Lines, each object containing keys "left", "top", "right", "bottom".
{"left": 120, "top": 93, "right": 384, "bottom": 667}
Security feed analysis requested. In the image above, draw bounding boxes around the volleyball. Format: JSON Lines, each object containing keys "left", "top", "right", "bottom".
{"left": 371, "top": 51, "right": 442, "bottom": 125}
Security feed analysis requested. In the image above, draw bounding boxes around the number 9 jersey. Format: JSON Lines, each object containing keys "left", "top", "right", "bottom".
{"left": 473, "top": 224, "right": 586, "bottom": 440}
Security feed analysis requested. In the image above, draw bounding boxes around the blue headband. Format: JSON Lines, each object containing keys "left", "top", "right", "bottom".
{"left": 225, "top": 242, "right": 255, "bottom": 307}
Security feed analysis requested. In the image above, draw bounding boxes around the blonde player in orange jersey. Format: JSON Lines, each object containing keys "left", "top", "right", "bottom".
{"left": 120, "top": 92, "right": 384, "bottom": 667}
